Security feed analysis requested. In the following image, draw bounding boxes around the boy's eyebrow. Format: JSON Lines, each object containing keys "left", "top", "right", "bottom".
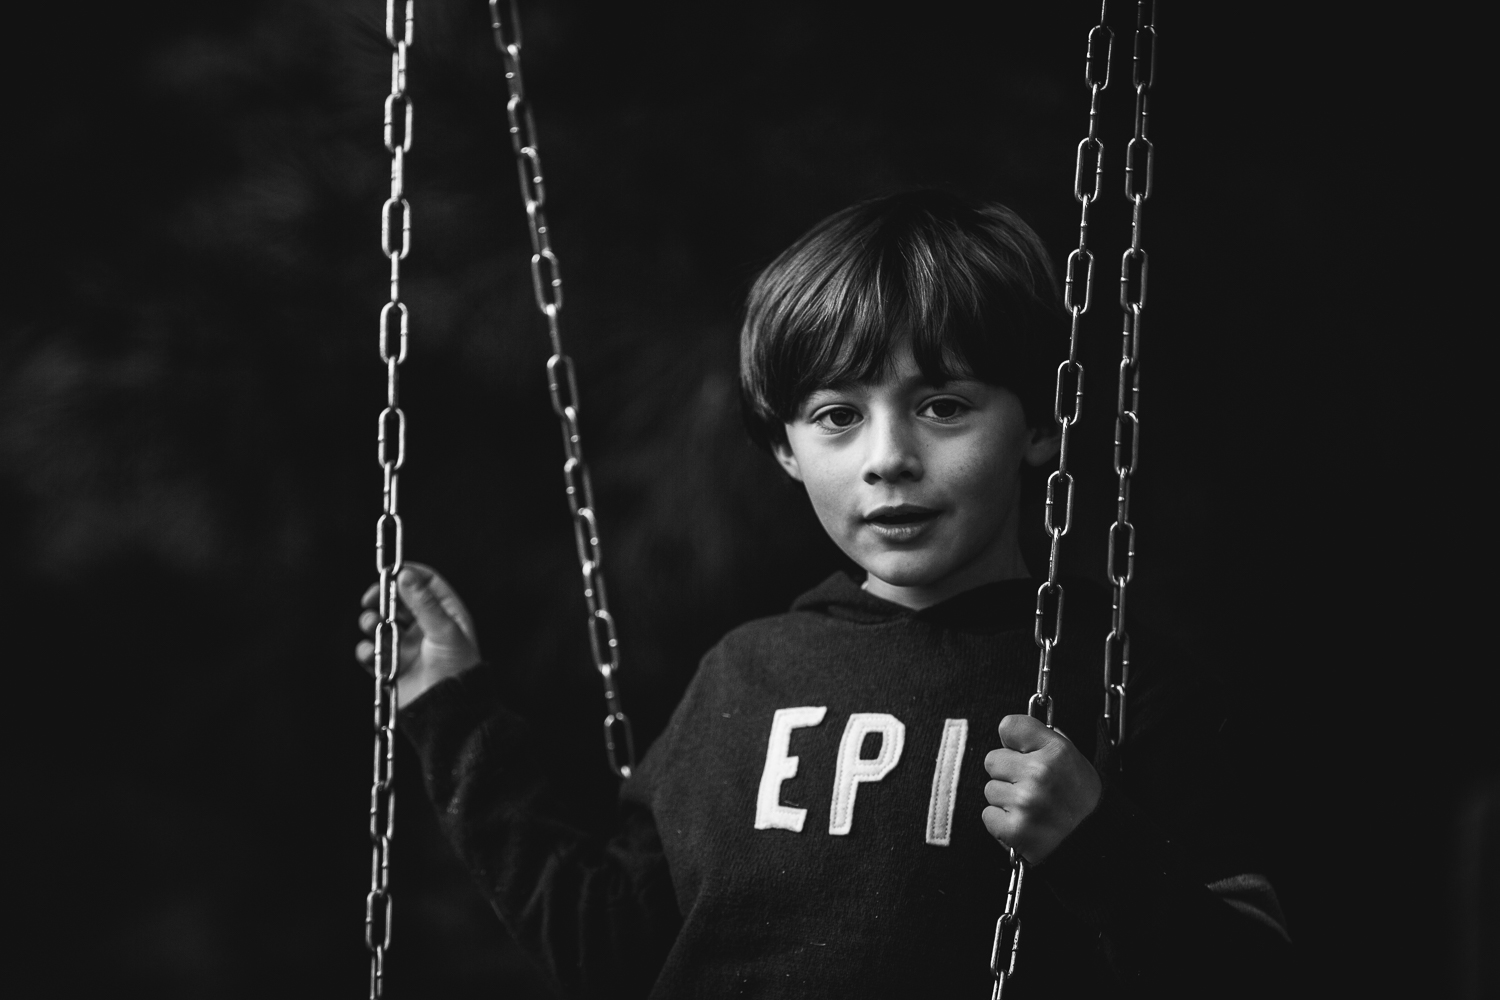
{"left": 806, "top": 379, "right": 862, "bottom": 396}
{"left": 908, "top": 371, "right": 988, "bottom": 391}
{"left": 805, "top": 373, "right": 979, "bottom": 399}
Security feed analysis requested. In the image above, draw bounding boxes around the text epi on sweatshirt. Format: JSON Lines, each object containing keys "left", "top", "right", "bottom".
{"left": 754, "top": 707, "right": 969, "bottom": 847}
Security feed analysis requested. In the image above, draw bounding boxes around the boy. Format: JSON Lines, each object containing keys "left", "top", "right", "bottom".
{"left": 357, "top": 191, "right": 1292, "bottom": 997}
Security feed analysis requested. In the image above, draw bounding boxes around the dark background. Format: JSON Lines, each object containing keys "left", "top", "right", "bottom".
{"left": 4, "top": 2, "right": 1489, "bottom": 998}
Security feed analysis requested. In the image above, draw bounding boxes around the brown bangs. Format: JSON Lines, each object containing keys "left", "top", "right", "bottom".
{"left": 740, "top": 190, "right": 1067, "bottom": 450}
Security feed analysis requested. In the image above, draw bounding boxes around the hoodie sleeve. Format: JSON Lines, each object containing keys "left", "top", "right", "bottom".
{"left": 1032, "top": 645, "right": 1295, "bottom": 997}
{"left": 398, "top": 663, "right": 681, "bottom": 999}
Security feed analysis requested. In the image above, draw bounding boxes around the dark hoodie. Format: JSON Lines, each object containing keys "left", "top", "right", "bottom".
{"left": 400, "top": 572, "right": 1292, "bottom": 998}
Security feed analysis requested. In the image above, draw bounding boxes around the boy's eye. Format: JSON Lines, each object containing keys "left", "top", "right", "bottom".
{"left": 922, "top": 398, "right": 967, "bottom": 420}
{"left": 813, "top": 406, "right": 860, "bottom": 430}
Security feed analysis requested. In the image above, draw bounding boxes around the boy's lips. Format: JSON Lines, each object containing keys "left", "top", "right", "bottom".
{"left": 864, "top": 503, "right": 940, "bottom": 523}
{"left": 863, "top": 504, "right": 941, "bottom": 541}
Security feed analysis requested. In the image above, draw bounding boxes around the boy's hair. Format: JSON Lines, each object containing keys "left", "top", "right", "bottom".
{"left": 739, "top": 189, "right": 1068, "bottom": 451}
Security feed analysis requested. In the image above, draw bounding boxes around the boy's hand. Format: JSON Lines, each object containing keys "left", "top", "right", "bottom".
{"left": 981, "top": 714, "right": 1102, "bottom": 864}
{"left": 356, "top": 563, "right": 481, "bottom": 708}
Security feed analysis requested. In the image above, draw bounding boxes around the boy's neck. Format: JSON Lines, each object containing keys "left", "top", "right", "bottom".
{"left": 861, "top": 544, "right": 1032, "bottom": 611}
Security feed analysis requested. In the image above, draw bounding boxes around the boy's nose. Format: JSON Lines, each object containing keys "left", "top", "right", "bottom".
{"left": 862, "top": 417, "right": 923, "bottom": 484}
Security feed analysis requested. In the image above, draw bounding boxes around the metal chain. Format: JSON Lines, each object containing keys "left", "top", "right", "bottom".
{"left": 990, "top": 4, "right": 1112, "bottom": 997}
{"left": 489, "top": 0, "right": 636, "bottom": 780}
{"left": 1104, "top": 0, "right": 1155, "bottom": 753}
{"left": 366, "top": 2, "right": 413, "bottom": 996}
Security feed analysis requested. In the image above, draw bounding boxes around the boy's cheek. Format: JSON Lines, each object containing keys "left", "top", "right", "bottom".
{"left": 803, "top": 483, "right": 857, "bottom": 537}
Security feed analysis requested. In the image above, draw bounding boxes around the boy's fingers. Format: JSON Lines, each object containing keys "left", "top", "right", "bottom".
{"left": 355, "top": 640, "right": 375, "bottom": 675}
{"left": 361, "top": 582, "right": 416, "bottom": 627}
{"left": 417, "top": 569, "right": 477, "bottom": 644}
{"left": 981, "top": 805, "right": 1017, "bottom": 847}
{"left": 359, "top": 607, "right": 414, "bottom": 633}
{"left": 401, "top": 562, "right": 476, "bottom": 643}
{"left": 984, "top": 778, "right": 1023, "bottom": 810}
{"left": 997, "top": 714, "right": 1053, "bottom": 753}
{"left": 397, "top": 566, "right": 465, "bottom": 641}
{"left": 984, "top": 747, "right": 1026, "bottom": 781}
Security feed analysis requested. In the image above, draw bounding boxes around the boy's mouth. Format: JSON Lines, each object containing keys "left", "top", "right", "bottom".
{"left": 865, "top": 504, "right": 939, "bottom": 524}
{"left": 863, "top": 505, "right": 941, "bottom": 538}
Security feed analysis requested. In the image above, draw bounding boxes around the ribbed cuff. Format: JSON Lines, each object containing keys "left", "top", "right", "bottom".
{"left": 398, "top": 660, "right": 504, "bottom": 732}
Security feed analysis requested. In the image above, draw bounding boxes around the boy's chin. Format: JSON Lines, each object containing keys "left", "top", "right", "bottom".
{"left": 858, "top": 553, "right": 954, "bottom": 590}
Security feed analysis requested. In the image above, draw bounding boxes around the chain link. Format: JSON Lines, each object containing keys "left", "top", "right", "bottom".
{"left": 366, "top": 3, "right": 413, "bottom": 995}
{"left": 1104, "top": 0, "right": 1156, "bottom": 754}
{"left": 991, "top": 6, "right": 1113, "bottom": 998}
{"left": 489, "top": 0, "right": 636, "bottom": 780}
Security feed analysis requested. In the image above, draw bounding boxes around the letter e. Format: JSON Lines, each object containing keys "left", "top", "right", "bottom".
{"left": 754, "top": 706, "right": 828, "bottom": 832}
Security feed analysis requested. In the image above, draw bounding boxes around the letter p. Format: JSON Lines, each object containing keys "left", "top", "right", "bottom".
{"left": 829, "top": 713, "right": 906, "bottom": 836}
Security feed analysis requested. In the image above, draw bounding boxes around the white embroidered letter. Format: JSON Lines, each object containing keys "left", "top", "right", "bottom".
{"left": 924, "top": 718, "right": 969, "bottom": 846}
{"left": 755, "top": 706, "right": 828, "bottom": 832}
{"left": 828, "top": 713, "right": 906, "bottom": 836}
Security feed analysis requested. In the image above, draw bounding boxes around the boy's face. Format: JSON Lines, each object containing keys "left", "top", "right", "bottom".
{"left": 774, "top": 342, "right": 1059, "bottom": 609}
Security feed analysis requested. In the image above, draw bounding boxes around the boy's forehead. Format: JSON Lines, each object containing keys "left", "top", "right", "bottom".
{"left": 809, "top": 369, "right": 979, "bottom": 396}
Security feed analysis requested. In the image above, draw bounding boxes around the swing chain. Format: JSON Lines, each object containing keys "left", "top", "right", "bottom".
{"left": 989, "top": 849, "right": 1026, "bottom": 996}
{"left": 996, "top": 5, "right": 1114, "bottom": 999}
{"left": 1104, "top": 0, "right": 1156, "bottom": 753}
{"left": 490, "top": 0, "right": 636, "bottom": 780}
{"left": 367, "top": 2, "right": 414, "bottom": 996}
{"left": 1037, "top": 0, "right": 1113, "bottom": 728}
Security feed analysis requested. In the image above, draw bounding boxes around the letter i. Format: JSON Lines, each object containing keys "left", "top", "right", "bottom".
{"left": 924, "top": 719, "right": 968, "bottom": 847}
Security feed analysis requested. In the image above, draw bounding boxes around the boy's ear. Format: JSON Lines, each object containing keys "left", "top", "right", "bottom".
{"left": 1022, "top": 424, "right": 1063, "bottom": 467}
{"left": 772, "top": 439, "right": 804, "bottom": 482}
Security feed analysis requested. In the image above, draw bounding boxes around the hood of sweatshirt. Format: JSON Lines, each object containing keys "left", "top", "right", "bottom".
{"left": 790, "top": 570, "right": 1056, "bottom": 635}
